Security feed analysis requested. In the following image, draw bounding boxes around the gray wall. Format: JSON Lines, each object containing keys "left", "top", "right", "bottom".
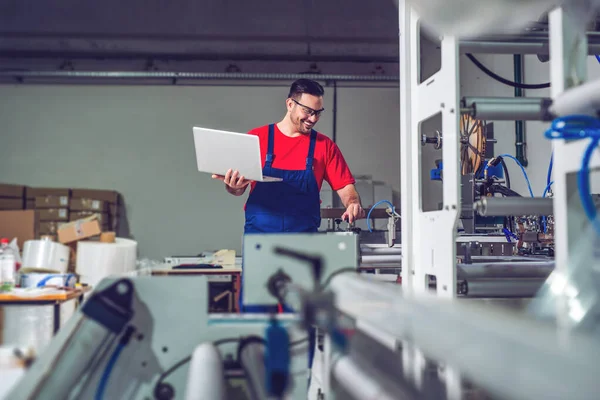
{"left": 0, "top": 82, "right": 400, "bottom": 259}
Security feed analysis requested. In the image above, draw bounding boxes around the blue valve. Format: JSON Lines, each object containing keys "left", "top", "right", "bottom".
{"left": 264, "top": 318, "right": 290, "bottom": 397}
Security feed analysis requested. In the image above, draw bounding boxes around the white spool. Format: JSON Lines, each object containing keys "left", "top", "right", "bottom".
{"left": 76, "top": 238, "right": 137, "bottom": 288}
{"left": 22, "top": 240, "right": 70, "bottom": 273}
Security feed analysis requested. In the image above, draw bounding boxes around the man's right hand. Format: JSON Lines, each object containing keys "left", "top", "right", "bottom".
{"left": 212, "top": 169, "right": 252, "bottom": 196}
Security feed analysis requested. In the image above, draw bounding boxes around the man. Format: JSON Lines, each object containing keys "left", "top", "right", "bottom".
{"left": 213, "top": 78, "right": 365, "bottom": 233}
{"left": 213, "top": 79, "right": 364, "bottom": 313}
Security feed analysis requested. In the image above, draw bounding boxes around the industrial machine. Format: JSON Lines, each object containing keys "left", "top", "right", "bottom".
{"left": 6, "top": 0, "right": 600, "bottom": 399}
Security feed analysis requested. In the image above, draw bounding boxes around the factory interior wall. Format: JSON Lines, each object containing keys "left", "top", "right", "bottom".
{"left": 0, "top": 82, "right": 400, "bottom": 260}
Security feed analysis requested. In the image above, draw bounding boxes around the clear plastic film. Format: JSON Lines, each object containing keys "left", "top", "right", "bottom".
{"left": 528, "top": 223, "right": 600, "bottom": 336}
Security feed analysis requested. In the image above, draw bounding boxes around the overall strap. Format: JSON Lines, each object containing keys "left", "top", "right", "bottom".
{"left": 305, "top": 129, "right": 317, "bottom": 169}
{"left": 265, "top": 124, "right": 275, "bottom": 168}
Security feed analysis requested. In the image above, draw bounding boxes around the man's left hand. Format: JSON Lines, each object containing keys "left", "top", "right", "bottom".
{"left": 342, "top": 203, "right": 365, "bottom": 224}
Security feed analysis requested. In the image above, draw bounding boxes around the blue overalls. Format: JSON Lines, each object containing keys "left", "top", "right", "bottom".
{"left": 240, "top": 124, "right": 320, "bottom": 371}
{"left": 241, "top": 123, "right": 321, "bottom": 312}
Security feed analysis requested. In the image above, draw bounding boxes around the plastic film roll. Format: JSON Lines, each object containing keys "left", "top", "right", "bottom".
{"left": 22, "top": 240, "right": 70, "bottom": 273}
{"left": 0, "top": 301, "right": 77, "bottom": 356}
{"left": 76, "top": 238, "right": 137, "bottom": 288}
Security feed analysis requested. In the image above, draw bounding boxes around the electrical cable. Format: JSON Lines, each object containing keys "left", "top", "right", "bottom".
{"left": 95, "top": 326, "right": 135, "bottom": 400}
{"left": 367, "top": 199, "right": 395, "bottom": 232}
{"left": 465, "top": 54, "right": 550, "bottom": 89}
{"left": 500, "top": 158, "right": 511, "bottom": 189}
{"left": 486, "top": 154, "right": 534, "bottom": 197}
{"left": 321, "top": 267, "right": 359, "bottom": 289}
{"left": 547, "top": 152, "right": 553, "bottom": 187}
{"left": 544, "top": 115, "right": 600, "bottom": 235}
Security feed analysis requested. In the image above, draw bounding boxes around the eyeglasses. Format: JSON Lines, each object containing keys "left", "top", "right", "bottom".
{"left": 291, "top": 99, "right": 325, "bottom": 117}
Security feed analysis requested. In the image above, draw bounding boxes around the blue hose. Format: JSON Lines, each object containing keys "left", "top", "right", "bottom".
{"left": 547, "top": 152, "right": 553, "bottom": 187}
{"left": 95, "top": 326, "right": 135, "bottom": 400}
{"left": 544, "top": 115, "right": 600, "bottom": 236}
{"left": 95, "top": 343, "right": 125, "bottom": 400}
{"left": 596, "top": 55, "right": 600, "bottom": 64}
{"left": 367, "top": 200, "right": 395, "bottom": 232}
{"left": 486, "top": 154, "right": 534, "bottom": 197}
{"left": 578, "top": 137, "right": 600, "bottom": 236}
{"left": 542, "top": 181, "right": 554, "bottom": 198}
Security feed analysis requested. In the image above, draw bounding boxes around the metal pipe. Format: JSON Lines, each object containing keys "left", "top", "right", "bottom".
{"left": 360, "top": 254, "right": 402, "bottom": 264}
{"left": 462, "top": 96, "right": 553, "bottom": 121}
{"left": 457, "top": 261, "right": 554, "bottom": 279}
{"left": 238, "top": 341, "right": 269, "bottom": 400}
{"left": 514, "top": 54, "right": 528, "bottom": 166}
{"left": 0, "top": 70, "right": 398, "bottom": 82}
{"left": 459, "top": 41, "right": 600, "bottom": 55}
{"left": 473, "top": 197, "right": 553, "bottom": 216}
{"left": 332, "top": 80, "right": 338, "bottom": 143}
{"left": 459, "top": 278, "right": 545, "bottom": 298}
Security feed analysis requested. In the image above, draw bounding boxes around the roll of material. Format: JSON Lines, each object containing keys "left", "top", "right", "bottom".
{"left": 20, "top": 273, "right": 77, "bottom": 288}
{"left": 22, "top": 240, "right": 70, "bottom": 273}
{"left": 0, "top": 302, "right": 77, "bottom": 354}
{"left": 76, "top": 238, "right": 137, "bottom": 288}
{"left": 185, "top": 343, "right": 227, "bottom": 400}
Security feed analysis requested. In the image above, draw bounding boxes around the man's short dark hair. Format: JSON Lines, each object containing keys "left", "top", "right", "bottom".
{"left": 288, "top": 79, "right": 324, "bottom": 100}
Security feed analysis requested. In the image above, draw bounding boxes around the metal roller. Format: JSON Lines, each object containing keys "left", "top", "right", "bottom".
{"left": 457, "top": 261, "right": 554, "bottom": 279}
{"left": 459, "top": 278, "right": 545, "bottom": 298}
{"left": 360, "top": 254, "right": 402, "bottom": 264}
{"left": 461, "top": 96, "right": 553, "bottom": 121}
{"left": 360, "top": 245, "right": 402, "bottom": 256}
{"left": 474, "top": 197, "right": 553, "bottom": 216}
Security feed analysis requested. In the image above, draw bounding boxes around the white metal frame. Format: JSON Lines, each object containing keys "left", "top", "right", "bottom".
{"left": 399, "top": 0, "right": 460, "bottom": 299}
{"left": 397, "top": 0, "right": 600, "bottom": 397}
{"left": 399, "top": 1, "right": 462, "bottom": 398}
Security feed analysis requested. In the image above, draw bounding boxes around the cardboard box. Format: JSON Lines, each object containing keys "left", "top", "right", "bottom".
{"left": 70, "top": 198, "right": 108, "bottom": 212}
{"left": 35, "top": 195, "right": 70, "bottom": 209}
{"left": 25, "top": 199, "right": 35, "bottom": 210}
{"left": 0, "top": 210, "right": 38, "bottom": 246}
{"left": 26, "top": 187, "right": 70, "bottom": 200}
{"left": 0, "top": 184, "right": 25, "bottom": 198}
{"left": 57, "top": 215, "right": 102, "bottom": 244}
{"left": 0, "top": 198, "right": 24, "bottom": 210}
{"left": 71, "top": 189, "right": 120, "bottom": 204}
{"left": 38, "top": 221, "right": 65, "bottom": 235}
{"left": 70, "top": 211, "right": 109, "bottom": 224}
{"left": 39, "top": 208, "right": 69, "bottom": 221}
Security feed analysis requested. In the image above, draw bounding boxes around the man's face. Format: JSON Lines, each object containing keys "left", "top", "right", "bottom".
{"left": 288, "top": 94, "right": 324, "bottom": 134}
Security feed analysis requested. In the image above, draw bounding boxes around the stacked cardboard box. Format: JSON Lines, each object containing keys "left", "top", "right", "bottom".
{"left": 26, "top": 187, "right": 71, "bottom": 239}
{"left": 70, "top": 189, "right": 120, "bottom": 232}
{"left": 1, "top": 184, "right": 123, "bottom": 240}
{"left": 0, "top": 184, "right": 25, "bottom": 210}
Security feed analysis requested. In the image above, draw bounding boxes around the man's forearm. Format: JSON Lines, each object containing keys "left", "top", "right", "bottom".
{"left": 337, "top": 184, "right": 361, "bottom": 207}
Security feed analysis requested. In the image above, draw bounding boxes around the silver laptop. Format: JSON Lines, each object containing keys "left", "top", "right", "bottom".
{"left": 193, "top": 127, "right": 282, "bottom": 182}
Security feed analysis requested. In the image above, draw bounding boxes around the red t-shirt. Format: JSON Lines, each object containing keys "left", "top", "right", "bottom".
{"left": 247, "top": 124, "right": 355, "bottom": 193}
